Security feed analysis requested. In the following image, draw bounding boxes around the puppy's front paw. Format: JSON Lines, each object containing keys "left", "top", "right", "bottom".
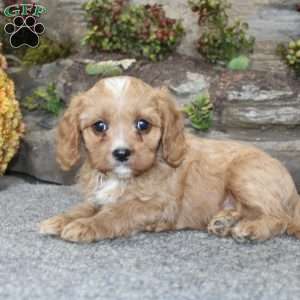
{"left": 61, "top": 219, "right": 98, "bottom": 243}
{"left": 39, "top": 215, "right": 71, "bottom": 236}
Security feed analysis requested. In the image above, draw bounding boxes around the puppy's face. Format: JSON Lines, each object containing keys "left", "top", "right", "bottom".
{"left": 80, "top": 77, "right": 162, "bottom": 178}
{"left": 56, "top": 77, "right": 185, "bottom": 178}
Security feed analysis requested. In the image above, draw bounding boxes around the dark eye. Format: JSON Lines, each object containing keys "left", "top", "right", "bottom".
{"left": 93, "top": 121, "right": 109, "bottom": 133}
{"left": 136, "top": 119, "right": 150, "bottom": 132}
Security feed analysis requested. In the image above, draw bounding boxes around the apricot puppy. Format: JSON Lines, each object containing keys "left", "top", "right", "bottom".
{"left": 39, "top": 76, "right": 300, "bottom": 243}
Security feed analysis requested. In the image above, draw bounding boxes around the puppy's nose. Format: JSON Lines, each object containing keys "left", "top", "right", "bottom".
{"left": 112, "top": 148, "right": 131, "bottom": 162}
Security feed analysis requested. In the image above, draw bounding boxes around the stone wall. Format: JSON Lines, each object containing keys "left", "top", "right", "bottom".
{"left": 29, "top": 0, "right": 300, "bottom": 72}
{"left": 7, "top": 55, "right": 300, "bottom": 187}
{"left": 1, "top": 1, "right": 299, "bottom": 187}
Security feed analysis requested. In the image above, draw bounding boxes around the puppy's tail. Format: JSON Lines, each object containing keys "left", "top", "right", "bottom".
{"left": 287, "top": 193, "right": 300, "bottom": 239}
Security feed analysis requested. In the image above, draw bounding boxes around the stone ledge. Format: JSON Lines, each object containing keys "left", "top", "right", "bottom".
{"left": 8, "top": 114, "right": 77, "bottom": 185}
{"left": 7, "top": 55, "right": 300, "bottom": 187}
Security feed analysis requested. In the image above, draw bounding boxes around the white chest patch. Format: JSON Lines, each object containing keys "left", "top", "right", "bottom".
{"left": 89, "top": 176, "right": 125, "bottom": 207}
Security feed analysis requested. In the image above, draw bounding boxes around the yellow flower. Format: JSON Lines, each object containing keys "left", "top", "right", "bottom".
{"left": 0, "top": 67, "right": 24, "bottom": 175}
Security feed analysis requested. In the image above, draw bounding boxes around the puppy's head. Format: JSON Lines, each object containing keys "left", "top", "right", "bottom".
{"left": 56, "top": 76, "right": 185, "bottom": 178}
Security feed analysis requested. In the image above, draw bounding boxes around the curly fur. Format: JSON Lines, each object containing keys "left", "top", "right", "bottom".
{"left": 40, "top": 76, "right": 300, "bottom": 243}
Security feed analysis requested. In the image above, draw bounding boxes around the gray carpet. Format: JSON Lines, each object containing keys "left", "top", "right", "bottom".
{"left": 1, "top": 176, "right": 300, "bottom": 300}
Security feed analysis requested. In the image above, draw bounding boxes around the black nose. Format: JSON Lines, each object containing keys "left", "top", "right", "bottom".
{"left": 112, "top": 148, "right": 131, "bottom": 162}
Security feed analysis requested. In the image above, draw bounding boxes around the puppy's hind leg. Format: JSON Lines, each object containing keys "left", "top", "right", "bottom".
{"left": 227, "top": 153, "right": 295, "bottom": 242}
{"left": 208, "top": 209, "right": 241, "bottom": 237}
{"left": 287, "top": 194, "right": 300, "bottom": 239}
{"left": 145, "top": 221, "right": 175, "bottom": 233}
{"left": 231, "top": 216, "right": 288, "bottom": 243}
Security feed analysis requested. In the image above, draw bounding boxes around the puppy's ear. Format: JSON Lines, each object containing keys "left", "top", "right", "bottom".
{"left": 56, "top": 95, "right": 83, "bottom": 171}
{"left": 156, "top": 87, "right": 186, "bottom": 167}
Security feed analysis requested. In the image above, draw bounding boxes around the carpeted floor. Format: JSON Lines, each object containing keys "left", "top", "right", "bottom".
{"left": 1, "top": 176, "right": 300, "bottom": 300}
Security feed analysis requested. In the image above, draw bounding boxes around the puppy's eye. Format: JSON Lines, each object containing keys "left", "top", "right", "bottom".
{"left": 93, "top": 121, "right": 109, "bottom": 133}
{"left": 136, "top": 119, "right": 150, "bottom": 132}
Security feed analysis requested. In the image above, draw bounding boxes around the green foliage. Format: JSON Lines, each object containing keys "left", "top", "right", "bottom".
{"left": 277, "top": 39, "right": 300, "bottom": 77}
{"left": 85, "top": 62, "right": 123, "bottom": 76}
{"left": 183, "top": 93, "right": 213, "bottom": 131}
{"left": 228, "top": 55, "right": 250, "bottom": 70}
{"left": 22, "top": 83, "right": 64, "bottom": 116}
{"left": 83, "top": 0, "right": 185, "bottom": 61}
{"left": 189, "top": 0, "right": 255, "bottom": 64}
{"left": 22, "top": 37, "right": 73, "bottom": 66}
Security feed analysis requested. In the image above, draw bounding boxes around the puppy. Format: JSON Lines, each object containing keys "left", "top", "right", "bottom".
{"left": 39, "top": 76, "right": 300, "bottom": 243}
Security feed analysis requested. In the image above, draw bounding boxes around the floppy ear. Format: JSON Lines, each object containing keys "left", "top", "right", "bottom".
{"left": 56, "top": 96, "right": 83, "bottom": 171}
{"left": 156, "top": 87, "right": 186, "bottom": 167}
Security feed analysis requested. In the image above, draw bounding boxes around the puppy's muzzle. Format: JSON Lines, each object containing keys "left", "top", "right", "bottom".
{"left": 112, "top": 148, "right": 131, "bottom": 162}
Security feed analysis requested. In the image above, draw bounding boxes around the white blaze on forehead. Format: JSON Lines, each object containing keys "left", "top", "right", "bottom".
{"left": 104, "top": 77, "right": 131, "bottom": 153}
{"left": 104, "top": 77, "right": 130, "bottom": 100}
{"left": 104, "top": 77, "right": 131, "bottom": 151}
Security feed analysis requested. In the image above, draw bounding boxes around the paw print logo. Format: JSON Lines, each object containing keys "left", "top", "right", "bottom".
{"left": 4, "top": 16, "right": 45, "bottom": 48}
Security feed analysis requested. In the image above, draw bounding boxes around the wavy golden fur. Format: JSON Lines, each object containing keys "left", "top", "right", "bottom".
{"left": 40, "top": 76, "right": 300, "bottom": 243}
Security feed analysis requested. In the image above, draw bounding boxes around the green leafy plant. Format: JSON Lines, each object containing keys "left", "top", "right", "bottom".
{"left": 83, "top": 0, "right": 185, "bottom": 61}
{"left": 277, "top": 39, "right": 300, "bottom": 77}
{"left": 228, "top": 55, "right": 250, "bottom": 70}
{"left": 22, "top": 37, "right": 73, "bottom": 66}
{"left": 85, "top": 62, "right": 123, "bottom": 76}
{"left": 183, "top": 93, "right": 213, "bottom": 131}
{"left": 189, "top": 0, "right": 255, "bottom": 64}
{"left": 22, "top": 83, "right": 64, "bottom": 116}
